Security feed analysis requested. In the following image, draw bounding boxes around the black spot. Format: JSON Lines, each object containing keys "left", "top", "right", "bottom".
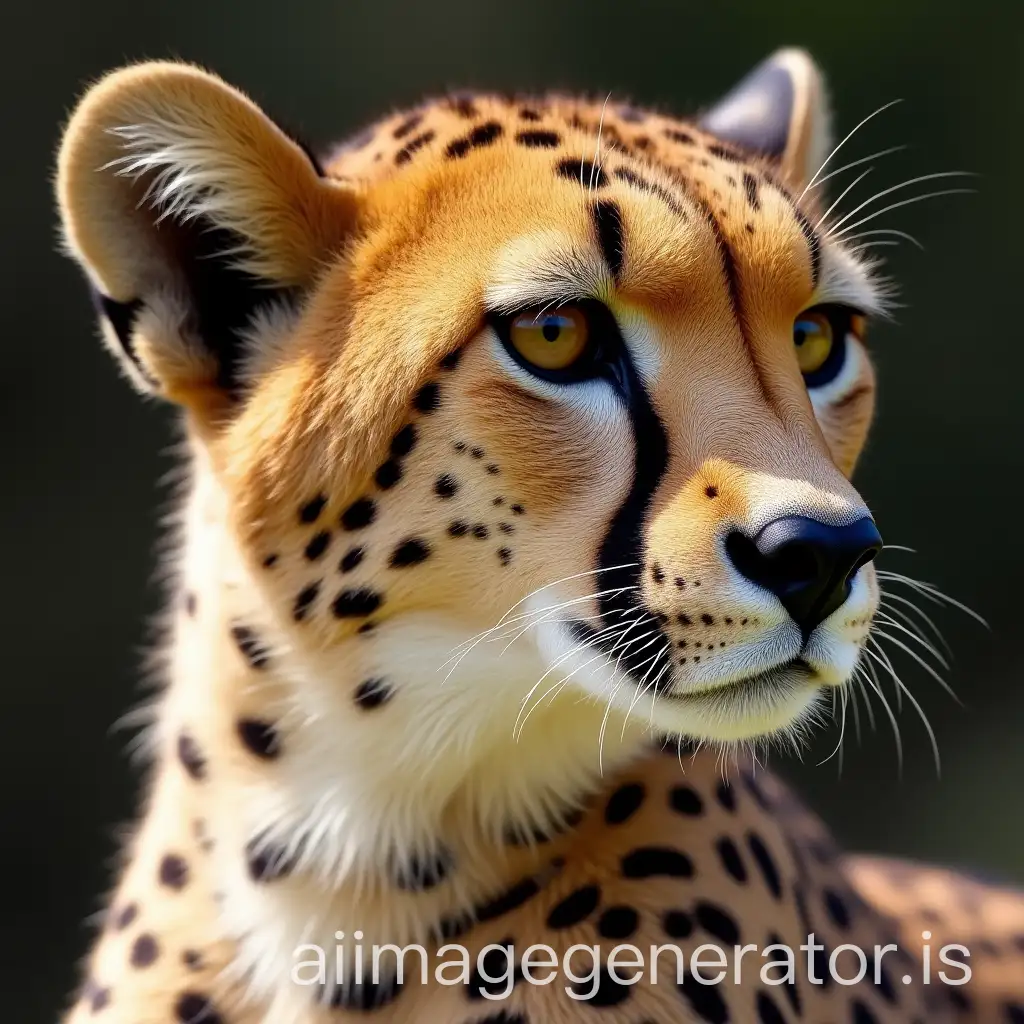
{"left": 605, "top": 782, "right": 645, "bottom": 825}
{"left": 175, "top": 992, "right": 223, "bottom": 1024}
{"left": 702, "top": 613, "right": 715, "bottom": 626}
{"left": 375, "top": 460, "right": 403, "bottom": 490}
{"left": 498, "top": 522, "right": 514, "bottom": 534}
{"left": 393, "top": 113, "right": 423, "bottom": 139}
{"left": 485, "top": 462, "right": 500, "bottom": 475}
{"left": 664, "top": 127, "right": 695, "bottom": 144}
{"left": 130, "top": 932, "right": 159, "bottom": 968}
{"left": 439, "top": 348, "right": 463, "bottom": 370}
{"left": 230, "top": 624, "right": 271, "bottom": 669}
{"left": 663, "top": 909, "right": 693, "bottom": 938}
{"left": 866, "top": 954, "right": 897, "bottom": 1003}
{"left": 476, "top": 877, "right": 541, "bottom": 922}
{"left": 114, "top": 903, "right": 138, "bottom": 930}
{"left": 708, "top": 142, "right": 742, "bottom": 161}
{"left": 357, "top": 622, "right": 376, "bottom": 634}
{"left": 303, "top": 531, "right": 332, "bottom": 563}
{"left": 237, "top": 718, "right": 281, "bottom": 759}
{"left": 651, "top": 563, "right": 665, "bottom": 584}
{"left": 413, "top": 381, "right": 441, "bottom": 412}
{"left": 716, "top": 836, "right": 748, "bottom": 882}
{"left": 87, "top": 980, "right": 111, "bottom": 1012}
{"left": 448, "top": 520, "right": 469, "bottom": 537}
{"left": 340, "top": 546, "right": 365, "bottom": 573}
{"left": 446, "top": 121, "right": 503, "bottom": 158}
{"left": 621, "top": 847, "right": 693, "bottom": 879}
{"left": 159, "top": 854, "right": 189, "bottom": 890}
{"left": 757, "top": 990, "right": 786, "bottom": 1024}
{"left": 293, "top": 582, "right": 321, "bottom": 621}
{"left": 497, "top": 547, "right": 513, "bottom": 566}
{"left": 510, "top": 503, "right": 525, "bottom": 515}
{"left": 467, "top": 1014, "right": 526, "bottom": 1024}
{"left": 516, "top": 129, "right": 560, "bottom": 148}
{"left": 573, "top": 968, "right": 631, "bottom": 1006}
{"left": 390, "top": 538, "right": 431, "bottom": 567}
{"left": 695, "top": 901, "right": 740, "bottom": 945}
{"left": 341, "top": 497, "right": 376, "bottom": 530}
{"left": 716, "top": 780, "right": 736, "bottom": 810}
{"left": 598, "top": 905, "right": 639, "bottom": 939}
{"left": 742, "top": 170, "right": 762, "bottom": 211}
{"left": 332, "top": 588, "right": 382, "bottom": 618}
{"left": 323, "top": 974, "right": 403, "bottom": 1011}
{"left": 794, "top": 207, "right": 822, "bottom": 287}
{"left": 593, "top": 199, "right": 625, "bottom": 280}
{"left": 824, "top": 889, "right": 851, "bottom": 929}
{"left": 395, "top": 129, "right": 436, "bottom": 165}
{"left": 391, "top": 423, "right": 418, "bottom": 456}
{"left": 546, "top": 884, "right": 600, "bottom": 929}
{"left": 555, "top": 157, "right": 607, "bottom": 188}
{"left": 435, "top": 474, "right": 459, "bottom": 498}
{"left": 182, "top": 949, "right": 204, "bottom": 971}
{"left": 261, "top": 554, "right": 278, "bottom": 568}
{"left": 177, "top": 732, "right": 207, "bottom": 781}
{"left": 678, "top": 972, "right": 728, "bottom": 1023}
{"left": 470, "top": 446, "right": 485, "bottom": 458}
{"left": 747, "top": 832, "right": 782, "bottom": 898}
{"left": 355, "top": 677, "right": 393, "bottom": 709}
{"left": 705, "top": 485, "right": 719, "bottom": 498}
{"left": 246, "top": 835, "right": 299, "bottom": 882}
{"left": 472, "top": 524, "right": 489, "bottom": 539}
{"left": 851, "top": 1000, "right": 879, "bottom": 1024}
{"left": 519, "top": 106, "right": 543, "bottom": 121}
{"left": 448, "top": 94, "right": 479, "bottom": 118}
{"left": 670, "top": 785, "right": 703, "bottom": 816}
{"left": 299, "top": 494, "right": 326, "bottom": 524}
{"left": 393, "top": 848, "right": 452, "bottom": 890}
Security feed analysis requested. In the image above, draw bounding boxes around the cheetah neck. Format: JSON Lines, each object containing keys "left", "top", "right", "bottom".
{"left": 158, "top": 451, "right": 651, "bottom": 1009}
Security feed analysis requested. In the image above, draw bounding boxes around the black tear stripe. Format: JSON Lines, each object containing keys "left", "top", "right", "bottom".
{"left": 566, "top": 304, "right": 672, "bottom": 690}
{"left": 593, "top": 200, "right": 625, "bottom": 281}
{"left": 742, "top": 171, "right": 761, "bottom": 211}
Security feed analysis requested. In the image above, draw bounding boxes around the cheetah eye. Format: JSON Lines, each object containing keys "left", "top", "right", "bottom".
{"left": 506, "top": 306, "right": 591, "bottom": 373}
{"left": 794, "top": 304, "right": 866, "bottom": 388}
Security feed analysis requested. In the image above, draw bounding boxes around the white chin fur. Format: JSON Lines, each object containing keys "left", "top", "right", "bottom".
{"left": 530, "top": 591, "right": 859, "bottom": 744}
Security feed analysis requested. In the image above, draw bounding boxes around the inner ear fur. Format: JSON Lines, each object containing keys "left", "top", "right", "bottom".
{"left": 699, "top": 47, "right": 832, "bottom": 190}
{"left": 56, "top": 61, "right": 359, "bottom": 406}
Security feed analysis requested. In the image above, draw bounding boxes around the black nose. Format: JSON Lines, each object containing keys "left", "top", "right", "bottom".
{"left": 725, "top": 515, "right": 882, "bottom": 634}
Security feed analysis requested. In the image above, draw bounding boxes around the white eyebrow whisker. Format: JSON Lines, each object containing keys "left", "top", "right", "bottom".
{"left": 805, "top": 145, "right": 908, "bottom": 191}
{"left": 825, "top": 171, "right": 976, "bottom": 236}
{"left": 798, "top": 98, "right": 903, "bottom": 202}
{"left": 813, "top": 166, "right": 874, "bottom": 232}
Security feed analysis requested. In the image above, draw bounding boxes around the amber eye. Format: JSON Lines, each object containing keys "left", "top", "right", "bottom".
{"left": 793, "top": 310, "right": 834, "bottom": 374}
{"left": 508, "top": 307, "right": 590, "bottom": 371}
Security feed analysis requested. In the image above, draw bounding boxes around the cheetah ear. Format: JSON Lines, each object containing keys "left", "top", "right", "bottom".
{"left": 698, "top": 48, "right": 831, "bottom": 189}
{"left": 56, "top": 61, "right": 359, "bottom": 413}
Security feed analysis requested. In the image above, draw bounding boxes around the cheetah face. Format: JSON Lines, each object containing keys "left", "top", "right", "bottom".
{"left": 58, "top": 51, "right": 887, "bottom": 747}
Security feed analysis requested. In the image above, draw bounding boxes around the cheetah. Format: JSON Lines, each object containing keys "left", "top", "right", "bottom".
{"left": 55, "top": 49, "right": 1024, "bottom": 1024}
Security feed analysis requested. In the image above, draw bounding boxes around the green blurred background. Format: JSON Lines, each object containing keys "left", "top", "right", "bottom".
{"left": 3, "top": 0, "right": 1021, "bottom": 1018}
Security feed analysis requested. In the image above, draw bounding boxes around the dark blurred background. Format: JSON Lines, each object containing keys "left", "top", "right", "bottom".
{"left": 3, "top": 0, "right": 1022, "bottom": 1018}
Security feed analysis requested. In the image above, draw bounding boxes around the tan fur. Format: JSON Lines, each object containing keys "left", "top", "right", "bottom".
{"left": 55, "top": 51, "right": 1024, "bottom": 1024}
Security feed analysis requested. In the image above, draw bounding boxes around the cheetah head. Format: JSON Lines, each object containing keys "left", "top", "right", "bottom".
{"left": 58, "top": 50, "right": 887, "bottom": 755}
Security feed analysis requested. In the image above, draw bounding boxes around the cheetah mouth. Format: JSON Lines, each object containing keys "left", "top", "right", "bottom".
{"left": 662, "top": 657, "right": 815, "bottom": 705}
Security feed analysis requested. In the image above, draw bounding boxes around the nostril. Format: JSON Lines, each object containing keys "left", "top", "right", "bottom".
{"left": 771, "top": 542, "right": 820, "bottom": 588}
{"left": 724, "top": 530, "right": 764, "bottom": 584}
